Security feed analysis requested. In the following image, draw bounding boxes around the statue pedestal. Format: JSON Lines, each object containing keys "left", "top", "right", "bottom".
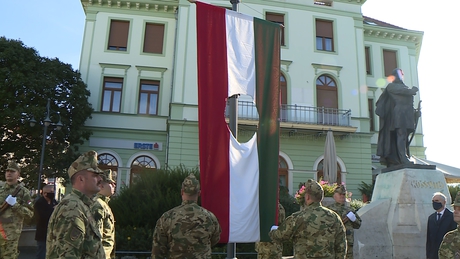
{"left": 354, "top": 168, "right": 449, "bottom": 259}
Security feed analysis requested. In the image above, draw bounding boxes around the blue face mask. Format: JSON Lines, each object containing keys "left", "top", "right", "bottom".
{"left": 432, "top": 201, "right": 443, "bottom": 211}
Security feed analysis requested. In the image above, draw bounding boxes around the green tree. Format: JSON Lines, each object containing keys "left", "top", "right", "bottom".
{"left": 111, "top": 166, "right": 198, "bottom": 251}
{"left": 0, "top": 37, "right": 93, "bottom": 189}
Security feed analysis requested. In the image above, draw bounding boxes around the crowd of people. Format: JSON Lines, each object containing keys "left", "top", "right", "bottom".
{"left": 1, "top": 152, "right": 460, "bottom": 258}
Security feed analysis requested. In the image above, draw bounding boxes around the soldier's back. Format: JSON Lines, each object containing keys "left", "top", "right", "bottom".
{"left": 270, "top": 203, "right": 346, "bottom": 258}
{"left": 152, "top": 201, "right": 221, "bottom": 259}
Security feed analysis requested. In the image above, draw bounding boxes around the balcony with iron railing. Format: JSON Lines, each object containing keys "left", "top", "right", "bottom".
{"left": 225, "top": 100, "right": 353, "bottom": 129}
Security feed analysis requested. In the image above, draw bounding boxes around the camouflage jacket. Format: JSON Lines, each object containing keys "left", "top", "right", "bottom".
{"left": 92, "top": 194, "right": 115, "bottom": 259}
{"left": 152, "top": 200, "right": 222, "bottom": 259}
{"left": 255, "top": 203, "right": 286, "bottom": 259}
{"left": 46, "top": 189, "right": 104, "bottom": 259}
{"left": 439, "top": 226, "right": 460, "bottom": 259}
{"left": 327, "top": 202, "right": 361, "bottom": 247}
{"left": 269, "top": 202, "right": 347, "bottom": 259}
{"left": 0, "top": 183, "right": 33, "bottom": 240}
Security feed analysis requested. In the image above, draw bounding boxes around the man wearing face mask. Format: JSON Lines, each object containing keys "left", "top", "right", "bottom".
{"left": 34, "top": 184, "right": 58, "bottom": 259}
{"left": 426, "top": 192, "right": 457, "bottom": 259}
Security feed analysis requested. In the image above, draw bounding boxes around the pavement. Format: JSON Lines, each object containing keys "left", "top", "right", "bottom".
{"left": 19, "top": 246, "right": 37, "bottom": 259}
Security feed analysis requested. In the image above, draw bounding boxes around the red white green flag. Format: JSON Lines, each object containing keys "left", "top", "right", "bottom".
{"left": 196, "top": 1, "right": 281, "bottom": 242}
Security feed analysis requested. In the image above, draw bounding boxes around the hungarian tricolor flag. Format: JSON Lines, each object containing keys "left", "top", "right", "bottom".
{"left": 195, "top": 1, "right": 281, "bottom": 243}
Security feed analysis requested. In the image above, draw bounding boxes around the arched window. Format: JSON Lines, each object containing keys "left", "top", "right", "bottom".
{"left": 98, "top": 153, "right": 119, "bottom": 184}
{"left": 130, "top": 155, "right": 157, "bottom": 184}
{"left": 279, "top": 156, "right": 288, "bottom": 188}
{"left": 316, "top": 74, "right": 337, "bottom": 108}
{"left": 316, "top": 159, "right": 342, "bottom": 183}
{"left": 280, "top": 74, "right": 288, "bottom": 122}
{"left": 316, "top": 74, "right": 338, "bottom": 125}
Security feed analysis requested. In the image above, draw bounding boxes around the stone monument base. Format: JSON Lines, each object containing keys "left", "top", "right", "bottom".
{"left": 354, "top": 168, "right": 449, "bottom": 259}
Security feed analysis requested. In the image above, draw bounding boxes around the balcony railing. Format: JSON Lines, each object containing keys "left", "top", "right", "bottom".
{"left": 225, "top": 101, "right": 352, "bottom": 127}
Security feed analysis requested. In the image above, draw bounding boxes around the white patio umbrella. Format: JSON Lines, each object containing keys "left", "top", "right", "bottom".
{"left": 323, "top": 129, "right": 338, "bottom": 183}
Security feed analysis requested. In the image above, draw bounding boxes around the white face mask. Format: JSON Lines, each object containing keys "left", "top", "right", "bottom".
{"left": 397, "top": 69, "right": 404, "bottom": 81}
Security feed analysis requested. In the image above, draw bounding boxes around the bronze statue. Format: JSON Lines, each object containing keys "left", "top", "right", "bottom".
{"left": 376, "top": 68, "right": 421, "bottom": 167}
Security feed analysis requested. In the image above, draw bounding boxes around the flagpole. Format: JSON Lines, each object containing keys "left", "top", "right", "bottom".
{"left": 227, "top": 0, "right": 239, "bottom": 252}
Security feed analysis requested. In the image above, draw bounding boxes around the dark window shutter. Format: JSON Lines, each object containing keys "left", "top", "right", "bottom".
{"left": 144, "top": 23, "right": 165, "bottom": 54}
{"left": 316, "top": 19, "right": 333, "bottom": 38}
{"left": 108, "top": 20, "right": 129, "bottom": 50}
{"left": 383, "top": 49, "right": 397, "bottom": 76}
{"left": 365, "top": 47, "right": 371, "bottom": 75}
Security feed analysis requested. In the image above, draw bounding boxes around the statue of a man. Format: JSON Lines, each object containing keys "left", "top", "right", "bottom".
{"left": 376, "top": 68, "right": 419, "bottom": 167}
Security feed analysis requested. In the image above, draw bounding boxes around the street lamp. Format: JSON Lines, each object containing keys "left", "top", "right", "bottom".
{"left": 30, "top": 98, "right": 63, "bottom": 192}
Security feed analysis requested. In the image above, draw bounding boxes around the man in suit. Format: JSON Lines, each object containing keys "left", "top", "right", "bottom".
{"left": 426, "top": 192, "right": 457, "bottom": 259}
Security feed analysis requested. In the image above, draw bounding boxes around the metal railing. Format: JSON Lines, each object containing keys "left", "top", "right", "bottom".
{"left": 225, "top": 101, "right": 352, "bottom": 127}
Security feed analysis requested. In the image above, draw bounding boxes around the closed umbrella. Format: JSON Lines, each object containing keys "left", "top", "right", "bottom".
{"left": 323, "top": 129, "right": 338, "bottom": 183}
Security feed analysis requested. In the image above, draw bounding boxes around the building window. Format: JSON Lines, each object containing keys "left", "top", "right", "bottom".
{"left": 101, "top": 77, "right": 123, "bottom": 112}
{"left": 143, "top": 23, "right": 165, "bottom": 54}
{"left": 316, "top": 75, "right": 337, "bottom": 108}
{"left": 316, "top": 75, "right": 338, "bottom": 125}
{"left": 317, "top": 160, "right": 341, "bottom": 183}
{"left": 278, "top": 156, "right": 288, "bottom": 188}
{"left": 280, "top": 74, "right": 288, "bottom": 122}
{"left": 138, "top": 80, "right": 160, "bottom": 115}
{"left": 130, "top": 155, "right": 157, "bottom": 184}
{"left": 314, "top": 0, "right": 332, "bottom": 6}
{"left": 266, "top": 13, "right": 285, "bottom": 46}
{"left": 316, "top": 19, "right": 334, "bottom": 52}
{"left": 365, "top": 46, "right": 372, "bottom": 75}
{"left": 383, "top": 49, "right": 397, "bottom": 77}
{"left": 108, "top": 20, "right": 129, "bottom": 51}
{"left": 368, "top": 98, "right": 375, "bottom": 131}
{"left": 98, "top": 153, "right": 119, "bottom": 184}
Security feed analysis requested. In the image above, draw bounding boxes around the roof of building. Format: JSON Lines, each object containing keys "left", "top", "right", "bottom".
{"left": 363, "top": 16, "right": 407, "bottom": 30}
{"left": 413, "top": 156, "right": 460, "bottom": 183}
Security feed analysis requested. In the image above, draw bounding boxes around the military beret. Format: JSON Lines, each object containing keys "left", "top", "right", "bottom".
{"left": 454, "top": 191, "right": 460, "bottom": 207}
{"left": 6, "top": 161, "right": 20, "bottom": 173}
{"left": 182, "top": 174, "right": 200, "bottom": 195}
{"left": 68, "top": 151, "right": 103, "bottom": 178}
{"left": 334, "top": 185, "right": 347, "bottom": 194}
{"left": 305, "top": 179, "right": 324, "bottom": 200}
{"left": 101, "top": 169, "right": 116, "bottom": 184}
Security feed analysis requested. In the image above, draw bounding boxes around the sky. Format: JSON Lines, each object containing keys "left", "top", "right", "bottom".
{"left": 1, "top": 0, "right": 459, "bottom": 168}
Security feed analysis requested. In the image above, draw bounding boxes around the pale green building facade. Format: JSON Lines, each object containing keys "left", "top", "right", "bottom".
{"left": 77, "top": 0, "right": 425, "bottom": 197}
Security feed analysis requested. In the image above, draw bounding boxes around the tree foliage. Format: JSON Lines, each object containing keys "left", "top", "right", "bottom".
{"left": 110, "top": 166, "right": 198, "bottom": 251}
{"left": 0, "top": 37, "right": 93, "bottom": 189}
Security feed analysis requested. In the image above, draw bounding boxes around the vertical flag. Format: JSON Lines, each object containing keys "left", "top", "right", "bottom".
{"left": 196, "top": 1, "right": 280, "bottom": 243}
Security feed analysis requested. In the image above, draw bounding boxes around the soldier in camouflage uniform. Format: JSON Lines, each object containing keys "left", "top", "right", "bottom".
{"left": 439, "top": 191, "right": 460, "bottom": 259}
{"left": 255, "top": 203, "right": 286, "bottom": 259}
{"left": 152, "top": 174, "right": 222, "bottom": 259}
{"left": 46, "top": 151, "right": 106, "bottom": 259}
{"left": 0, "top": 161, "right": 33, "bottom": 259}
{"left": 327, "top": 185, "right": 361, "bottom": 259}
{"left": 92, "top": 169, "right": 116, "bottom": 259}
{"left": 269, "top": 179, "right": 347, "bottom": 259}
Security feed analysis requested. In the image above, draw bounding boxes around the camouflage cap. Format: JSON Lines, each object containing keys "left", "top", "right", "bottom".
{"left": 101, "top": 169, "right": 116, "bottom": 184}
{"left": 68, "top": 150, "right": 103, "bottom": 178}
{"left": 454, "top": 192, "right": 460, "bottom": 207}
{"left": 305, "top": 179, "right": 324, "bottom": 201}
{"left": 182, "top": 174, "right": 200, "bottom": 195}
{"left": 6, "top": 161, "right": 20, "bottom": 173}
{"left": 334, "top": 185, "right": 347, "bottom": 194}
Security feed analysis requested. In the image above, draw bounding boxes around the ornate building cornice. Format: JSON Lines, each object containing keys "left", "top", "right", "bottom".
{"left": 82, "top": 0, "right": 179, "bottom": 13}
{"left": 363, "top": 25, "right": 423, "bottom": 59}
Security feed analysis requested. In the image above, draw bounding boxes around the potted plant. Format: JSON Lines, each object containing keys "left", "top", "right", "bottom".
{"left": 358, "top": 181, "right": 374, "bottom": 203}
{"left": 295, "top": 180, "right": 351, "bottom": 207}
